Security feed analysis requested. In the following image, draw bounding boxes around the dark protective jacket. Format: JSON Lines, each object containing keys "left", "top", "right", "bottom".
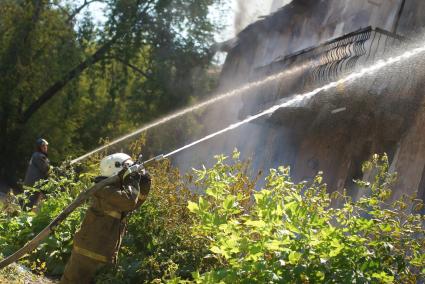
{"left": 74, "top": 173, "right": 150, "bottom": 262}
{"left": 60, "top": 171, "right": 151, "bottom": 284}
{"left": 23, "top": 151, "right": 50, "bottom": 186}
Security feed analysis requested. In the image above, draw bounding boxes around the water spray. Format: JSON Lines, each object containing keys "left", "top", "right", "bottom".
{"left": 152, "top": 43, "right": 425, "bottom": 161}
{"left": 72, "top": 41, "right": 425, "bottom": 166}
{"left": 70, "top": 62, "right": 310, "bottom": 164}
{"left": 141, "top": 154, "right": 165, "bottom": 167}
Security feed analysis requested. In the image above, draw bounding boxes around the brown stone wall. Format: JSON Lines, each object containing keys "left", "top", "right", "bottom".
{"left": 292, "top": 129, "right": 352, "bottom": 190}
{"left": 390, "top": 95, "right": 425, "bottom": 200}
{"left": 219, "top": 0, "right": 404, "bottom": 90}
{"left": 396, "top": 0, "right": 425, "bottom": 36}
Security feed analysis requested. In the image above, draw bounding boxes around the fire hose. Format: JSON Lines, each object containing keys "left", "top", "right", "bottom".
{"left": 0, "top": 154, "right": 164, "bottom": 269}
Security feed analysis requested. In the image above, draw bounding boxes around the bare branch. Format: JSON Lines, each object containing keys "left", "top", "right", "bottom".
{"left": 106, "top": 56, "right": 152, "bottom": 79}
{"left": 20, "top": 0, "right": 155, "bottom": 123}
{"left": 21, "top": 35, "right": 119, "bottom": 123}
{"left": 67, "top": 0, "right": 104, "bottom": 23}
{"left": 48, "top": 1, "right": 71, "bottom": 17}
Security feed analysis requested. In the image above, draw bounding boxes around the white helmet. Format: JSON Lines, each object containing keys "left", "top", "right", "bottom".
{"left": 100, "top": 153, "right": 133, "bottom": 177}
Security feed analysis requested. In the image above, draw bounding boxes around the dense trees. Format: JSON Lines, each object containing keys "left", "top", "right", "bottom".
{"left": 0, "top": 0, "right": 225, "bottom": 184}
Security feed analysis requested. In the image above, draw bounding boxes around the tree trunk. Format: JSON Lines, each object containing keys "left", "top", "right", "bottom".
{"left": 0, "top": 124, "right": 24, "bottom": 186}
{"left": 21, "top": 36, "right": 119, "bottom": 123}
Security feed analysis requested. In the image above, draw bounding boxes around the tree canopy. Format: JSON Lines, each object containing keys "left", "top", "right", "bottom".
{"left": 0, "top": 0, "right": 226, "bottom": 184}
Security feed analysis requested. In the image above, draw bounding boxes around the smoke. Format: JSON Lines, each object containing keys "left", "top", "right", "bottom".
{"left": 270, "top": 0, "right": 293, "bottom": 12}
{"left": 234, "top": 0, "right": 292, "bottom": 33}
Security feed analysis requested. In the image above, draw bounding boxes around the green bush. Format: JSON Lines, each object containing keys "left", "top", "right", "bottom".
{"left": 0, "top": 164, "right": 92, "bottom": 275}
{"left": 0, "top": 159, "right": 212, "bottom": 282}
{"left": 96, "top": 160, "right": 213, "bottom": 283}
{"left": 1, "top": 153, "right": 424, "bottom": 283}
{"left": 183, "top": 153, "right": 425, "bottom": 283}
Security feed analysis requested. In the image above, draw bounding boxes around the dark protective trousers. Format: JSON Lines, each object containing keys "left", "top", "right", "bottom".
{"left": 60, "top": 248, "right": 103, "bottom": 284}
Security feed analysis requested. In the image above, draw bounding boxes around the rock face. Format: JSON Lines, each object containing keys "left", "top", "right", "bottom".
{"left": 219, "top": 0, "right": 407, "bottom": 88}
{"left": 175, "top": 0, "right": 425, "bottom": 203}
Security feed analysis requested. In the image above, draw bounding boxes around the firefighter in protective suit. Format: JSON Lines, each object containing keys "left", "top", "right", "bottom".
{"left": 24, "top": 138, "right": 50, "bottom": 209}
{"left": 60, "top": 153, "right": 151, "bottom": 284}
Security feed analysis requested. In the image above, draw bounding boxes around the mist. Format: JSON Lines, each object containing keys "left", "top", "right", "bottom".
{"left": 234, "top": 0, "right": 292, "bottom": 34}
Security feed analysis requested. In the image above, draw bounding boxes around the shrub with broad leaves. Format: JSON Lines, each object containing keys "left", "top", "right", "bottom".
{"left": 1, "top": 153, "right": 424, "bottom": 283}
{"left": 182, "top": 153, "right": 425, "bottom": 284}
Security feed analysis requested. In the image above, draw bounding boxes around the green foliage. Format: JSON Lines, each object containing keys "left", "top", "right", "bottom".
{"left": 184, "top": 153, "right": 425, "bottom": 283}
{"left": 0, "top": 165, "right": 92, "bottom": 275}
{"left": 0, "top": 0, "right": 228, "bottom": 183}
{"left": 0, "top": 158, "right": 212, "bottom": 282}
{"left": 1, "top": 153, "right": 423, "bottom": 283}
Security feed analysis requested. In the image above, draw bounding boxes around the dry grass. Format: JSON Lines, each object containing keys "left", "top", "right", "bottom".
{"left": 0, "top": 264, "right": 58, "bottom": 284}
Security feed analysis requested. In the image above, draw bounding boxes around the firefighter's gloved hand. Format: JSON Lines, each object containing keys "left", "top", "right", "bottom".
{"left": 117, "top": 167, "right": 127, "bottom": 182}
{"left": 139, "top": 170, "right": 151, "bottom": 195}
{"left": 124, "top": 172, "right": 141, "bottom": 186}
{"left": 121, "top": 164, "right": 142, "bottom": 185}
{"left": 140, "top": 170, "right": 151, "bottom": 183}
